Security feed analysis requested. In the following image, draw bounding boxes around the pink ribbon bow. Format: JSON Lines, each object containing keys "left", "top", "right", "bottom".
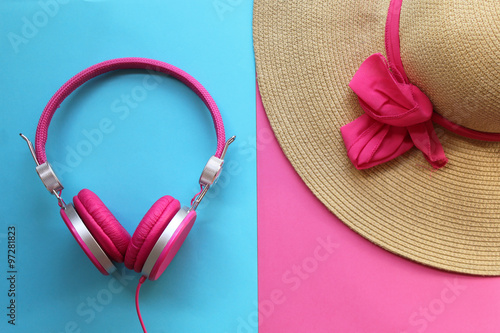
{"left": 340, "top": 53, "right": 448, "bottom": 170}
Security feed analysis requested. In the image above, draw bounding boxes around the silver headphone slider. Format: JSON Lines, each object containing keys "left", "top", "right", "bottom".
{"left": 198, "top": 135, "right": 236, "bottom": 186}
{"left": 199, "top": 156, "right": 223, "bottom": 186}
{"left": 20, "top": 134, "right": 65, "bottom": 206}
{"left": 36, "top": 162, "right": 64, "bottom": 193}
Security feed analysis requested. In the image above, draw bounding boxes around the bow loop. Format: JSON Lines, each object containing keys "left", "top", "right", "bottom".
{"left": 349, "top": 53, "right": 433, "bottom": 127}
{"left": 341, "top": 53, "right": 448, "bottom": 170}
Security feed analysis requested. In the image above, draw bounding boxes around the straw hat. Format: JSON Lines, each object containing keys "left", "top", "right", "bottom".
{"left": 254, "top": 0, "right": 500, "bottom": 275}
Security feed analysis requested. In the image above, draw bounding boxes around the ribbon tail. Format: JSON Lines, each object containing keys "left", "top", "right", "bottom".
{"left": 408, "top": 121, "right": 448, "bottom": 169}
{"left": 341, "top": 114, "right": 414, "bottom": 169}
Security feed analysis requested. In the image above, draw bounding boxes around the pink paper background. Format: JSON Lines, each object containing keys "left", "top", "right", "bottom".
{"left": 256, "top": 86, "right": 500, "bottom": 333}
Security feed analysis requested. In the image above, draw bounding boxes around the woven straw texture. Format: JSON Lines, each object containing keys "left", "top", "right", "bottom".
{"left": 253, "top": 0, "right": 500, "bottom": 275}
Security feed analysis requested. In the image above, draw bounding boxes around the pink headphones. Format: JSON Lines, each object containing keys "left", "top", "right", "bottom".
{"left": 21, "top": 57, "right": 234, "bottom": 330}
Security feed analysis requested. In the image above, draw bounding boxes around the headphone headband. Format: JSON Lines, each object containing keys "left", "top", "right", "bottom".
{"left": 34, "top": 57, "right": 226, "bottom": 164}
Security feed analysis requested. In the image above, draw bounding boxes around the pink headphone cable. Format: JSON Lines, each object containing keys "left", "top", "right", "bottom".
{"left": 136, "top": 275, "right": 148, "bottom": 332}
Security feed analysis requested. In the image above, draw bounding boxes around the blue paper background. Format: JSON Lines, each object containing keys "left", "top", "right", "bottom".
{"left": 0, "top": 0, "right": 256, "bottom": 332}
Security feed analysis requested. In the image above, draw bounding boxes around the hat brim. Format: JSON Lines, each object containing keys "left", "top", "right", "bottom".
{"left": 253, "top": 0, "right": 500, "bottom": 275}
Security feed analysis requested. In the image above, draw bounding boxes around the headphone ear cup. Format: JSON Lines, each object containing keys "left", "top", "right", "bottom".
{"left": 74, "top": 189, "right": 131, "bottom": 263}
{"left": 125, "top": 196, "right": 181, "bottom": 273}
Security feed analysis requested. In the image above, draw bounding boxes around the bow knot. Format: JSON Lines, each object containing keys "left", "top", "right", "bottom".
{"left": 341, "top": 53, "right": 447, "bottom": 169}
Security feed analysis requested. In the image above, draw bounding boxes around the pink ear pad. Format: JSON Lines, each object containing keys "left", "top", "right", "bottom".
{"left": 124, "top": 196, "right": 181, "bottom": 273}
{"left": 149, "top": 211, "right": 197, "bottom": 281}
{"left": 60, "top": 208, "right": 109, "bottom": 275}
{"left": 73, "top": 189, "right": 131, "bottom": 263}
